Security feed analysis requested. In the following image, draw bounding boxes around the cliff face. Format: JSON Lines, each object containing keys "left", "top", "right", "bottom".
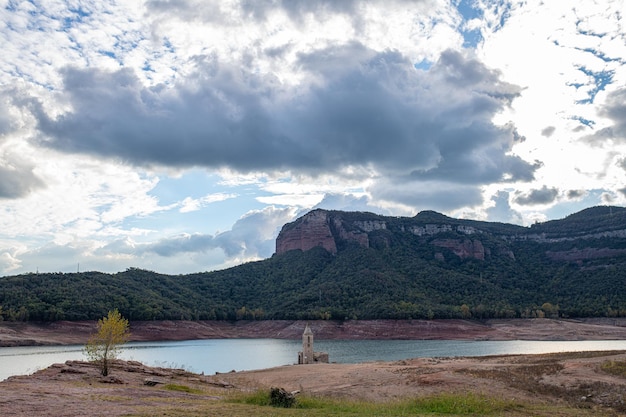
{"left": 275, "top": 209, "right": 489, "bottom": 261}
{"left": 275, "top": 206, "right": 626, "bottom": 265}
{"left": 275, "top": 210, "right": 337, "bottom": 255}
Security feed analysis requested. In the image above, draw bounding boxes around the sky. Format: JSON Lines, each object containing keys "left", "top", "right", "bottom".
{"left": 0, "top": 0, "right": 625, "bottom": 276}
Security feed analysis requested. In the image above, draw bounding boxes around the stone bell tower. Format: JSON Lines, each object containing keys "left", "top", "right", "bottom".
{"left": 298, "top": 323, "right": 328, "bottom": 364}
{"left": 300, "top": 323, "right": 314, "bottom": 364}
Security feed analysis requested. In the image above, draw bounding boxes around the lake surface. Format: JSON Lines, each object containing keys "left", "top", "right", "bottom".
{"left": 2, "top": 339, "right": 626, "bottom": 381}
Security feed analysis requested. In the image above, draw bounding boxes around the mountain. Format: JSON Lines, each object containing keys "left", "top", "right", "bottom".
{"left": 276, "top": 206, "right": 626, "bottom": 264}
{"left": 2, "top": 206, "right": 626, "bottom": 322}
{"left": 275, "top": 208, "right": 525, "bottom": 260}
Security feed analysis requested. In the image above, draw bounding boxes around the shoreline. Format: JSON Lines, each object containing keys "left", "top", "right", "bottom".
{"left": 3, "top": 317, "right": 626, "bottom": 347}
{"left": 2, "top": 351, "right": 626, "bottom": 415}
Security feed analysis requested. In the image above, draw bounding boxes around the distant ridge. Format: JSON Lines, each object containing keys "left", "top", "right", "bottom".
{"left": 2, "top": 205, "right": 626, "bottom": 322}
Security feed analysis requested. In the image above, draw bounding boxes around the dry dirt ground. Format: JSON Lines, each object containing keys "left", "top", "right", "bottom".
{"left": 220, "top": 350, "right": 626, "bottom": 409}
{"left": 1, "top": 352, "right": 626, "bottom": 416}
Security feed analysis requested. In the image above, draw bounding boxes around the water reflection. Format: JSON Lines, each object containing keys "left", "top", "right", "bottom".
{"left": 2, "top": 339, "right": 626, "bottom": 381}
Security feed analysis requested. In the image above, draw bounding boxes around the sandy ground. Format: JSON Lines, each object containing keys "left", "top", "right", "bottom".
{"left": 3, "top": 318, "right": 626, "bottom": 347}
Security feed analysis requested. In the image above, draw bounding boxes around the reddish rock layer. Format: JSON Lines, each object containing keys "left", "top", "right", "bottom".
{"left": 276, "top": 210, "right": 337, "bottom": 255}
{"left": 431, "top": 238, "right": 485, "bottom": 260}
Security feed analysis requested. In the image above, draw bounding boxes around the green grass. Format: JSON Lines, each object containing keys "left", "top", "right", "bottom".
{"left": 600, "top": 360, "right": 626, "bottom": 378}
{"left": 231, "top": 390, "right": 522, "bottom": 415}
{"left": 235, "top": 389, "right": 275, "bottom": 406}
{"left": 162, "top": 383, "right": 203, "bottom": 394}
{"left": 404, "top": 393, "right": 521, "bottom": 414}
{"left": 126, "top": 390, "right": 607, "bottom": 416}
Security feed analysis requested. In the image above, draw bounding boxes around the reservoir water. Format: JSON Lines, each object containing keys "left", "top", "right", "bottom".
{"left": 2, "top": 338, "right": 626, "bottom": 381}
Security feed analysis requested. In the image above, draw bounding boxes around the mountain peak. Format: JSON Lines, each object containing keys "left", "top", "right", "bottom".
{"left": 413, "top": 210, "right": 455, "bottom": 223}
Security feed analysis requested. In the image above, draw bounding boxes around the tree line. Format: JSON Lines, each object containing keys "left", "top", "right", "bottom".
{"left": 2, "top": 228, "right": 626, "bottom": 322}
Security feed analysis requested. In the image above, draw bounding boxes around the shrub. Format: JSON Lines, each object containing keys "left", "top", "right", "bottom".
{"left": 269, "top": 387, "right": 297, "bottom": 408}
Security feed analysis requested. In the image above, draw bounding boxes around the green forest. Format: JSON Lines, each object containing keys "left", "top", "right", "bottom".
{"left": 2, "top": 206, "right": 626, "bottom": 322}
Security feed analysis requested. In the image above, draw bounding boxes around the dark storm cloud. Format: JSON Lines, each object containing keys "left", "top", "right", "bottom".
{"left": 514, "top": 186, "right": 559, "bottom": 206}
{"left": 33, "top": 64, "right": 302, "bottom": 171}
{"left": 31, "top": 46, "right": 534, "bottom": 194}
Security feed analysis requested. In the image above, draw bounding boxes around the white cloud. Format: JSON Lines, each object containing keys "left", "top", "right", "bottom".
{"left": 0, "top": 0, "right": 625, "bottom": 275}
{"left": 137, "top": 205, "right": 299, "bottom": 267}
{"left": 475, "top": 0, "right": 626, "bottom": 217}
{"left": 179, "top": 193, "right": 237, "bottom": 213}
{"left": 0, "top": 246, "right": 23, "bottom": 273}
{"left": 256, "top": 194, "right": 324, "bottom": 207}
{"left": 0, "top": 144, "right": 170, "bottom": 271}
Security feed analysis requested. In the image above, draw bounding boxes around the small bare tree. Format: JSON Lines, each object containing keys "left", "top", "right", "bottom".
{"left": 85, "top": 309, "right": 130, "bottom": 376}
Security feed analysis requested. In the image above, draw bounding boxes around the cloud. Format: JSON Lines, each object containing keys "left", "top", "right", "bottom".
{"left": 147, "top": 0, "right": 445, "bottom": 42}
{"left": 0, "top": 87, "right": 46, "bottom": 199}
{"left": 148, "top": 0, "right": 364, "bottom": 22}
{"left": 602, "top": 191, "right": 619, "bottom": 204}
{"left": 369, "top": 178, "right": 484, "bottom": 212}
{"left": 598, "top": 88, "right": 626, "bottom": 136}
{"left": 566, "top": 189, "right": 586, "bottom": 199}
{"left": 580, "top": 87, "right": 626, "bottom": 146}
{"left": 541, "top": 126, "right": 556, "bottom": 137}
{"left": 179, "top": 193, "right": 237, "bottom": 213}
{"left": 514, "top": 186, "right": 559, "bottom": 206}
{"left": 5, "top": 0, "right": 624, "bottom": 276}
{"left": 486, "top": 190, "right": 523, "bottom": 224}
{"left": 313, "top": 192, "right": 389, "bottom": 214}
{"left": 0, "top": 251, "right": 22, "bottom": 273}
{"left": 29, "top": 47, "right": 534, "bottom": 200}
{"left": 9, "top": 240, "right": 101, "bottom": 274}
{"left": 143, "top": 206, "right": 297, "bottom": 259}
{"left": 0, "top": 152, "right": 45, "bottom": 198}
{"left": 7, "top": 205, "right": 299, "bottom": 275}
{"left": 0, "top": 94, "right": 16, "bottom": 137}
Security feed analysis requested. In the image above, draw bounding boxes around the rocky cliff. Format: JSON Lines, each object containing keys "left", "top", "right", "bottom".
{"left": 275, "top": 206, "right": 626, "bottom": 264}
{"left": 275, "top": 210, "right": 337, "bottom": 254}
{"left": 276, "top": 209, "right": 492, "bottom": 261}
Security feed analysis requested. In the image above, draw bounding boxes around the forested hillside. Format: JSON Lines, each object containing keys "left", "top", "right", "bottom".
{"left": 2, "top": 206, "right": 626, "bottom": 322}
